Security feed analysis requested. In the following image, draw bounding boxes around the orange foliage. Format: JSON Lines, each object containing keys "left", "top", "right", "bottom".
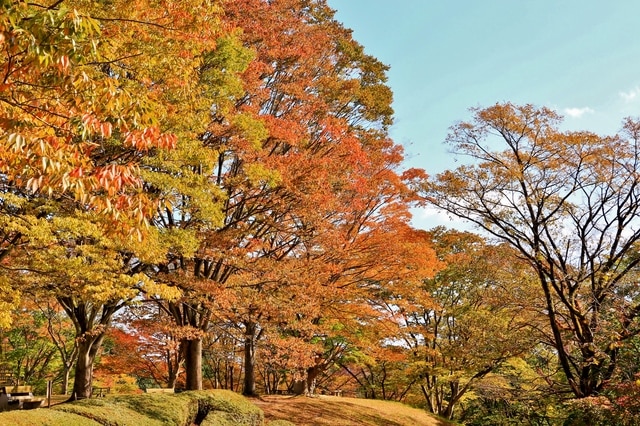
{"left": 0, "top": 2, "right": 182, "bottom": 223}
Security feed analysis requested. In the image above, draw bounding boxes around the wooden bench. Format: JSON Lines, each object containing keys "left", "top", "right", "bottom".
{"left": 8, "top": 392, "right": 34, "bottom": 400}
{"left": 8, "top": 385, "right": 32, "bottom": 393}
{"left": 4, "top": 392, "right": 37, "bottom": 410}
{"left": 145, "top": 387, "right": 175, "bottom": 394}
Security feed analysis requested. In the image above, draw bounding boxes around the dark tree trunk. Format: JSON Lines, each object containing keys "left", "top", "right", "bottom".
{"left": 227, "top": 363, "right": 234, "bottom": 390}
{"left": 184, "top": 338, "right": 202, "bottom": 390}
{"left": 165, "top": 297, "right": 210, "bottom": 391}
{"left": 167, "top": 368, "right": 178, "bottom": 389}
{"left": 292, "top": 379, "right": 306, "bottom": 395}
{"left": 242, "top": 321, "right": 258, "bottom": 397}
{"left": 70, "top": 333, "right": 105, "bottom": 400}
{"left": 59, "top": 298, "right": 121, "bottom": 401}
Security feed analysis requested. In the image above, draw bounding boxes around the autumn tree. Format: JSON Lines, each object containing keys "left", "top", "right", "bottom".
{"left": 145, "top": 0, "right": 415, "bottom": 396}
{"left": 111, "top": 304, "right": 185, "bottom": 389}
{"left": 396, "top": 228, "right": 541, "bottom": 419}
{"left": 37, "top": 300, "right": 78, "bottom": 395}
{"left": 423, "top": 103, "right": 640, "bottom": 398}
{"left": 0, "top": 1, "right": 177, "bottom": 223}
{"left": 1, "top": 0, "right": 245, "bottom": 399}
{"left": 0, "top": 0, "right": 175, "bottom": 400}
{"left": 5, "top": 206, "right": 183, "bottom": 399}
{"left": 1, "top": 305, "right": 58, "bottom": 389}
{"left": 86, "top": 0, "right": 258, "bottom": 392}
{"left": 208, "top": 0, "right": 441, "bottom": 399}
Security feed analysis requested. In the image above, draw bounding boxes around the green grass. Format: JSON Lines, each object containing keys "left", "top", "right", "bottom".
{"left": 193, "top": 390, "right": 263, "bottom": 426}
{"left": 53, "top": 397, "right": 168, "bottom": 426}
{"left": 0, "top": 408, "right": 102, "bottom": 426}
{"left": 99, "top": 393, "right": 193, "bottom": 425}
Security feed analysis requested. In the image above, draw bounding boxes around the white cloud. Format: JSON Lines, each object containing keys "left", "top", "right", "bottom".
{"left": 563, "top": 107, "right": 595, "bottom": 118}
{"left": 410, "top": 206, "right": 473, "bottom": 231}
{"left": 619, "top": 87, "right": 640, "bottom": 102}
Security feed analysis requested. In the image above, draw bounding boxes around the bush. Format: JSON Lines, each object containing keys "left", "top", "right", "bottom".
{"left": 563, "top": 396, "right": 615, "bottom": 426}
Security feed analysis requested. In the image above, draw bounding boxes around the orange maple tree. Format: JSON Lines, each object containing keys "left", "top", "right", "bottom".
{"left": 140, "top": 0, "right": 439, "bottom": 397}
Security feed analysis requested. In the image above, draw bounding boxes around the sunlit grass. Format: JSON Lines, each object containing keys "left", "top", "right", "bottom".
{"left": 0, "top": 390, "right": 263, "bottom": 426}
{"left": 254, "top": 395, "right": 455, "bottom": 426}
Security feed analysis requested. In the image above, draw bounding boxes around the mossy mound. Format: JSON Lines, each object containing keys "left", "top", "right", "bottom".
{"left": 0, "top": 390, "right": 263, "bottom": 426}
{"left": 191, "top": 391, "right": 263, "bottom": 426}
{"left": 0, "top": 408, "right": 102, "bottom": 426}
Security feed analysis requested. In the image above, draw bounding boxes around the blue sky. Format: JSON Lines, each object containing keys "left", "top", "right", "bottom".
{"left": 327, "top": 0, "right": 640, "bottom": 229}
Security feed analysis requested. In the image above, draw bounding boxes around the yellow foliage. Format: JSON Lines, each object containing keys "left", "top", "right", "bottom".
{"left": 244, "top": 163, "right": 282, "bottom": 188}
{"left": 136, "top": 274, "right": 182, "bottom": 301}
{"left": 233, "top": 113, "right": 269, "bottom": 150}
{"left": 0, "top": 276, "right": 19, "bottom": 329}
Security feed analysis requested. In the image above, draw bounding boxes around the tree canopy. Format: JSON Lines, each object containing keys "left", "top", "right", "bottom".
{"left": 3, "top": 2, "right": 640, "bottom": 424}
{"left": 423, "top": 102, "right": 640, "bottom": 399}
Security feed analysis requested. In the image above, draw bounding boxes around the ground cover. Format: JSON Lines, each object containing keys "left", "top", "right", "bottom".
{"left": 0, "top": 390, "right": 263, "bottom": 425}
{"left": 0, "top": 391, "right": 451, "bottom": 425}
{"left": 252, "top": 395, "right": 454, "bottom": 426}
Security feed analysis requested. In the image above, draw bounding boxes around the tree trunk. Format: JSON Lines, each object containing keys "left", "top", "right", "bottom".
{"left": 292, "top": 366, "right": 322, "bottom": 396}
{"left": 292, "top": 379, "right": 307, "bottom": 395}
{"left": 306, "top": 366, "right": 322, "bottom": 395}
{"left": 61, "top": 365, "right": 71, "bottom": 395}
{"left": 165, "top": 345, "right": 183, "bottom": 388}
{"left": 70, "top": 334, "right": 104, "bottom": 400}
{"left": 167, "top": 369, "right": 178, "bottom": 389}
{"left": 184, "top": 338, "right": 202, "bottom": 390}
{"left": 227, "top": 363, "right": 234, "bottom": 390}
{"left": 165, "top": 299, "right": 210, "bottom": 391}
{"left": 58, "top": 298, "right": 122, "bottom": 401}
{"left": 242, "top": 322, "right": 257, "bottom": 397}
{"left": 442, "top": 381, "right": 458, "bottom": 420}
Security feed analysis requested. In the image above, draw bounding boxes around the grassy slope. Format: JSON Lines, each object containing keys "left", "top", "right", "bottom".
{"left": 0, "top": 390, "right": 263, "bottom": 426}
{"left": 253, "top": 395, "right": 455, "bottom": 426}
{"left": 0, "top": 392, "right": 451, "bottom": 426}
